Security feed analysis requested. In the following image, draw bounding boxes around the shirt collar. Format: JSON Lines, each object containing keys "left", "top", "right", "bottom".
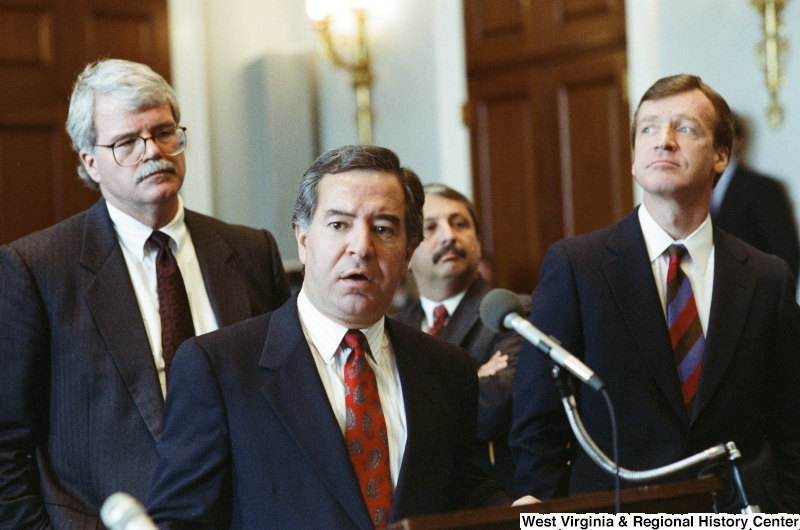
{"left": 419, "top": 290, "right": 467, "bottom": 326}
{"left": 106, "top": 196, "right": 187, "bottom": 261}
{"left": 297, "top": 287, "right": 386, "bottom": 364}
{"left": 638, "top": 203, "right": 713, "bottom": 274}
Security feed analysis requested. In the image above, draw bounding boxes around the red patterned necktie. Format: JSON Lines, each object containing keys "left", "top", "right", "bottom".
{"left": 343, "top": 330, "right": 393, "bottom": 528}
{"left": 666, "top": 244, "right": 705, "bottom": 416}
{"left": 149, "top": 231, "right": 195, "bottom": 381}
{"left": 428, "top": 304, "right": 448, "bottom": 337}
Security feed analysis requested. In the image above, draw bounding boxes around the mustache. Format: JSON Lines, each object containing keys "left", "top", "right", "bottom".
{"left": 432, "top": 243, "right": 466, "bottom": 264}
{"left": 134, "top": 159, "right": 177, "bottom": 184}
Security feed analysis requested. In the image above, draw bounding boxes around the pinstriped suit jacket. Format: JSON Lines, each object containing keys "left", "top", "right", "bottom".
{"left": 0, "top": 198, "right": 290, "bottom": 529}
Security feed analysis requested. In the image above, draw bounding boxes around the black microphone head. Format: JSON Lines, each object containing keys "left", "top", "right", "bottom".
{"left": 480, "top": 288, "right": 525, "bottom": 333}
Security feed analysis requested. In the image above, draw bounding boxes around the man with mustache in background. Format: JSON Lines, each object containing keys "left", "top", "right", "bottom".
{"left": 395, "top": 183, "right": 530, "bottom": 495}
{"left": 0, "top": 59, "right": 290, "bottom": 529}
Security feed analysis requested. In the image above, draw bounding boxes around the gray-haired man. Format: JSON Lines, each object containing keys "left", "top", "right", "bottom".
{"left": 0, "top": 58, "right": 290, "bottom": 528}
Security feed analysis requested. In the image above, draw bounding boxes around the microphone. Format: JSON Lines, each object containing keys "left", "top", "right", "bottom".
{"left": 480, "top": 288, "right": 605, "bottom": 391}
{"left": 100, "top": 492, "right": 158, "bottom": 530}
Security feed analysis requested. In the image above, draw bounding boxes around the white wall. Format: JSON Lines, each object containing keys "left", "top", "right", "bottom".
{"left": 167, "top": 0, "right": 472, "bottom": 263}
{"left": 169, "top": 1, "right": 800, "bottom": 264}
{"left": 169, "top": 0, "right": 316, "bottom": 263}
{"left": 626, "top": 0, "right": 800, "bottom": 208}
{"left": 315, "top": 0, "right": 472, "bottom": 196}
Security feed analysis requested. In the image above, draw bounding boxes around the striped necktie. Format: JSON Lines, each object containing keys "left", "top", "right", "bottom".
{"left": 666, "top": 244, "right": 705, "bottom": 416}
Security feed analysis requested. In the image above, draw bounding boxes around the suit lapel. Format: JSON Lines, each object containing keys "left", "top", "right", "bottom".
{"left": 387, "top": 320, "right": 442, "bottom": 519}
{"left": 80, "top": 200, "right": 164, "bottom": 439}
{"left": 440, "top": 276, "right": 488, "bottom": 346}
{"left": 692, "top": 230, "right": 752, "bottom": 421}
{"left": 399, "top": 299, "right": 425, "bottom": 331}
{"left": 602, "top": 211, "right": 688, "bottom": 423}
{"left": 185, "top": 211, "right": 252, "bottom": 327}
{"left": 257, "top": 300, "right": 372, "bottom": 529}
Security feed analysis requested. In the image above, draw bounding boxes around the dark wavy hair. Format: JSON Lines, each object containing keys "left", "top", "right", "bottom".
{"left": 292, "top": 145, "right": 425, "bottom": 249}
{"left": 422, "top": 183, "right": 480, "bottom": 236}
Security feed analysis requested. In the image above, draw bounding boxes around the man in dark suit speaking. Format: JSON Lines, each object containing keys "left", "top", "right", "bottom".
{"left": 146, "top": 145, "right": 509, "bottom": 529}
{"left": 0, "top": 59, "right": 290, "bottom": 529}
{"left": 511, "top": 74, "right": 800, "bottom": 512}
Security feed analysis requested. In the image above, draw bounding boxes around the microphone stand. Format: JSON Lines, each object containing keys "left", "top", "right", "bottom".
{"left": 550, "top": 366, "right": 760, "bottom": 513}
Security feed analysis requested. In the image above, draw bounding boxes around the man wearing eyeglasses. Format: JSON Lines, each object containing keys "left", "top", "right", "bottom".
{"left": 0, "top": 59, "right": 291, "bottom": 529}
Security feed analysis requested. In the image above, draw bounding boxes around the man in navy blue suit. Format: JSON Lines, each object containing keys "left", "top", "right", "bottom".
{"left": 711, "top": 112, "right": 800, "bottom": 279}
{"left": 147, "top": 145, "right": 509, "bottom": 528}
{"left": 511, "top": 75, "right": 800, "bottom": 512}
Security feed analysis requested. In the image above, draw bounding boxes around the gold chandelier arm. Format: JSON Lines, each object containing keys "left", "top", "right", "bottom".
{"left": 311, "top": 8, "right": 373, "bottom": 144}
{"left": 751, "top": 0, "right": 790, "bottom": 128}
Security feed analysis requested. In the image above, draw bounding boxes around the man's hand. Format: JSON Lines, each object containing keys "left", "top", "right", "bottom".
{"left": 478, "top": 350, "right": 508, "bottom": 377}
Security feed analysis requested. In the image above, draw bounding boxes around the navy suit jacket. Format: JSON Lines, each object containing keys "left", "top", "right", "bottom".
{"left": 713, "top": 164, "right": 800, "bottom": 279}
{"left": 147, "top": 295, "right": 508, "bottom": 529}
{"left": 510, "top": 209, "right": 800, "bottom": 512}
{"left": 395, "top": 275, "right": 530, "bottom": 493}
{"left": 0, "top": 198, "right": 290, "bottom": 529}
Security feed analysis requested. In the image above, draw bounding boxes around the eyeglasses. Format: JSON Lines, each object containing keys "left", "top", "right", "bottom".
{"left": 95, "top": 126, "right": 187, "bottom": 167}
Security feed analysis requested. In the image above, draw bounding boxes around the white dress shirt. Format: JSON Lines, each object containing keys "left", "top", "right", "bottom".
{"left": 638, "top": 204, "right": 714, "bottom": 332}
{"left": 297, "top": 288, "right": 407, "bottom": 488}
{"left": 106, "top": 197, "right": 218, "bottom": 396}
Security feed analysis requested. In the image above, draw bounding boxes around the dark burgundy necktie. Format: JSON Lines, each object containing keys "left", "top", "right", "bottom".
{"left": 342, "top": 330, "right": 393, "bottom": 528}
{"left": 149, "top": 231, "right": 195, "bottom": 381}
{"left": 428, "top": 304, "right": 448, "bottom": 337}
{"left": 666, "top": 244, "right": 705, "bottom": 416}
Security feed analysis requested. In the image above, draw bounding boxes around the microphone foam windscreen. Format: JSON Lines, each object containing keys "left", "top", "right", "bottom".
{"left": 101, "top": 492, "right": 151, "bottom": 530}
{"left": 480, "top": 288, "right": 525, "bottom": 333}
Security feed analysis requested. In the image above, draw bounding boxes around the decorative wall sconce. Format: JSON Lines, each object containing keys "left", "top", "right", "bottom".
{"left": 306, "top": 0, "right": 374, "bottom": 144}
{"left": 751, "top": 0, "right": 791, "bottom": 128}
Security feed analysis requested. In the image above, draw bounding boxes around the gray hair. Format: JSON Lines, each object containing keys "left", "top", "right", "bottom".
{"left": 66, "top": 59, "right": 180, "bottom": 188}
{"left": 292, "top": 145, "right": 425, "bottom": 249}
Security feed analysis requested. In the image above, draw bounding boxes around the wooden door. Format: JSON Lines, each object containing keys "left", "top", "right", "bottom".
{"left": 0, "top": 0, "right": 170, "bottom": 244}
{"left": 465, "top": 0, "right": 631, "bottom": 294}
